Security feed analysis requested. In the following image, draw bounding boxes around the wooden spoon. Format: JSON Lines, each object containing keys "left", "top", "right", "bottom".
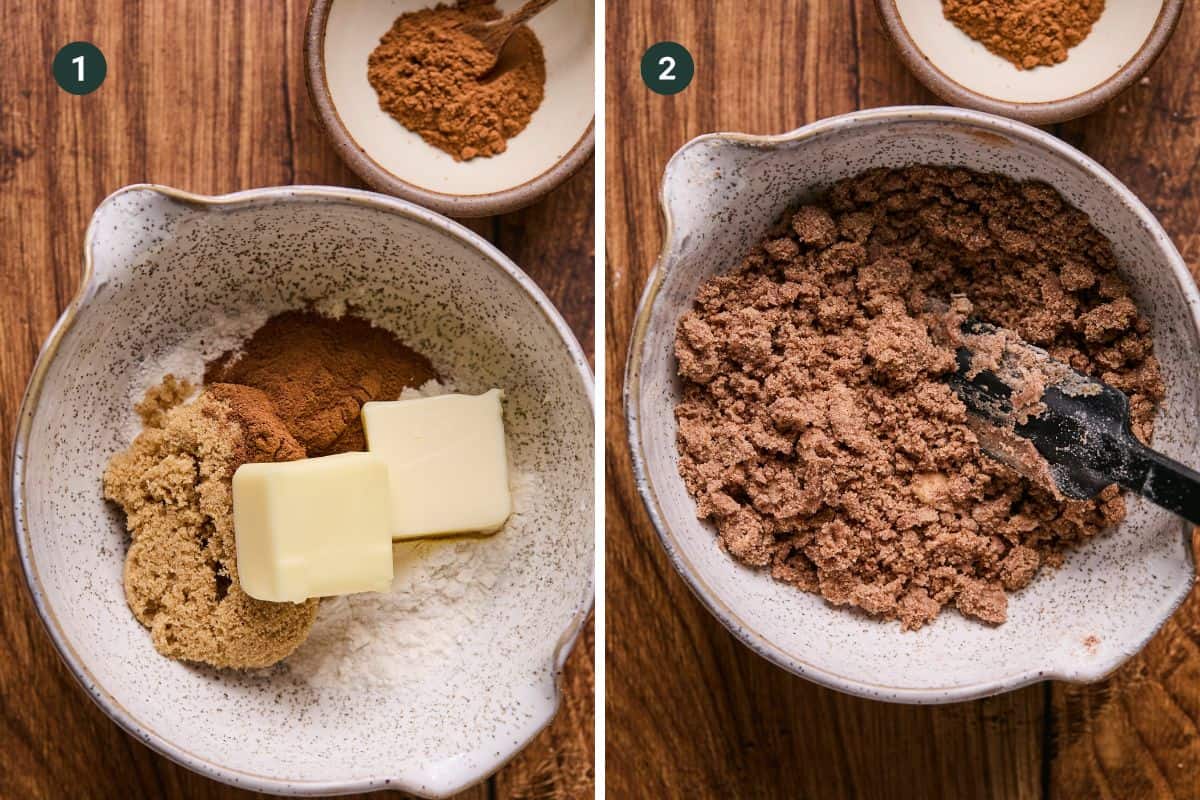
{"left": 461, "top": 0, "right": 557, "bottom": 73}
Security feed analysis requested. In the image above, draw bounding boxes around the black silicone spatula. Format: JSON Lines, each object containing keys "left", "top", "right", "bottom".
{"left": 948, "top": 319, "right": 1200, "bottom": 525}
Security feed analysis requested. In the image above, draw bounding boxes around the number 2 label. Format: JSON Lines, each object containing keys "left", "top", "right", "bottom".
{"left": 641, "top": 42, "right": 695, "bottom": 95}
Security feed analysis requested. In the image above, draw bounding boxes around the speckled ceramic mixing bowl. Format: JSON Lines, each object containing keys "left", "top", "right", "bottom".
{"left": 13, "top": 185, "right": 594, "bottom": 796}
{"left": 626, "top": 106, "right": 1200, "bottom": 703}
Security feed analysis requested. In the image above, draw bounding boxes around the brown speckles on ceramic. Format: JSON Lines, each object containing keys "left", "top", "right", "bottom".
{"left": 876, "top": 0, "right": 1183, "bottom": 125}
{"left": 305, "top": 0, "right": 595, "bottom": 217}
{"left": 626, "top": 107, "right": 1200, "bottom": 703}
{"left": 13, "top": 185, "right": 594, "bottom": 796}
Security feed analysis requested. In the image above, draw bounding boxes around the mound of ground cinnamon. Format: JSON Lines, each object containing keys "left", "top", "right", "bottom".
{"left": 673, "top": 165, "right": 1162, "bottom": 630}
{"left": 367, "top": 1, "right": 546, "bottom": 161}
{"left": 205, "top": 311, "right": 437, "bottom": 455}
{"left": 943, "top": 0, "right": 1106, "bottom": 70}
{"left": 105, "top": 312, "right": 438, "bottom": 668}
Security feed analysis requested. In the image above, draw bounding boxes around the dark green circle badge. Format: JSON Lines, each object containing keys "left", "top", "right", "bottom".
{"left": 641, "top": 42, "right": 694, "bottom": 95}
{"left": 53, "top": 42, "right": 107, "bottom": 95}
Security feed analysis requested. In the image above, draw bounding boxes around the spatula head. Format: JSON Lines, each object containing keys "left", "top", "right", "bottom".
{"left": 949, "top": 320, "right": 1134, "bottom": 500}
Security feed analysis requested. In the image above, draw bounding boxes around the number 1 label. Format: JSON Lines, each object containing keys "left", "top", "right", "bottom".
{"left": 53, "top": 42, "right": 107, "bottom": 95}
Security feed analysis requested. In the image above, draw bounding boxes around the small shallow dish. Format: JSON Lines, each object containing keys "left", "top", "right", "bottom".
{"left": 305, "top": 0, "right": 594, "bottom": 217}
{"left": 13, "top": 185, "right": 594, "bottom": 796}
{"left": 626, "top": 106, "right": 1200, "bottom": 703}
{"left": 875, "top": 0, "right": 1184, "bottom": 125}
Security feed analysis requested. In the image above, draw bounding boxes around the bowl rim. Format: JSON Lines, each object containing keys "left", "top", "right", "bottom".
{"left": 873, "top": 0, "right": 1185, "bottom": 125}
{"left": 11, "top": 183, "right": 596, "bottom": 796}
{"left": 624, "top": 105, "right": 1200, "bottom": 704}
{"left": 303, "top": 0, "right": 596, "bottom": 218}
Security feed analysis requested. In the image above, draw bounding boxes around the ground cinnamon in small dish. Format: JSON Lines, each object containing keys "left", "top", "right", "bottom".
{"left": 105, "top": 312, "right": 438, "bottom": 668}
{"left": 673, "top": 165, "right": 1162, "bottom": 630}
{"left": 943, "top": 0, "right": 1105, "bottom": 70}
{"left": 367, "top": 1, "right": 546, "bottom": 161}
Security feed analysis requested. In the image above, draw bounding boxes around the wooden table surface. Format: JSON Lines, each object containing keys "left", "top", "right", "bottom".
{"left": 0, "top": 2, "right": 593, "bottom": 798}
{"left": 606, "top": 2, "right": 1200, "bottom": 798}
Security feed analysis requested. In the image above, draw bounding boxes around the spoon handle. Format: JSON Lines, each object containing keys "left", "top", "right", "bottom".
{"left": 1118, "top": 438, "right": 1200, "bottom": 526}
{"left": 507, "top": 0, "right": 556, "bottom": 28}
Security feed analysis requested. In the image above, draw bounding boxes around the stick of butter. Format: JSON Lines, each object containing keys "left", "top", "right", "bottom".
{"left": 233, "top": 452, "right": 394, "bottom": 603}
{"left": 362, "top": 389, "right": 512, "bottom": 539}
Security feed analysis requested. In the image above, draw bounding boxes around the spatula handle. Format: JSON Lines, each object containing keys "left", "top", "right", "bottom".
{"left": 1120, "top": 440, "right": 1200, "bottom": 526}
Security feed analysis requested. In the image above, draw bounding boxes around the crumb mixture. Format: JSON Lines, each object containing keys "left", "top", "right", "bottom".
{"left": 673, "top": 165, "right": 1162, "bottom": 630}
{"left": 943, "top": 0, "right": 1106, "bottom": 70}
{"left": 367, "top": 1, "right": 546, "bottom": 161}
{"left": 104, "top": 313, "right": 438, "bottom": 668}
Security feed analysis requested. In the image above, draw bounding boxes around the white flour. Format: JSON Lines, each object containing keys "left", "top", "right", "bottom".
{"left": 124, "top": 309, "right": 270, "bottom": 440}
{"left": 280, "top": 380, "right": 522, "bottom": 690}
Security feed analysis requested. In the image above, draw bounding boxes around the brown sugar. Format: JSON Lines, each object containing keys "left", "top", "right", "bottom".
{"left": 943, "top": 0, "right": 1106, "bottom": 70}
{"left": 134, "top": 373, "right": 193, "bottom": 427}
{"left": 103, "top": 383, "right": 317, "bottom": 669}
{"left": 366, "top": 1, "right": 546, "bottom": 161}
{"left": 205, "top": 311, "right": 437, "bottom": 456}
{"left": 107, "top": 312, "right": 439, "bottom": 668}
{"left": 673, "top": 165, "right": 1163, "bottom": 630}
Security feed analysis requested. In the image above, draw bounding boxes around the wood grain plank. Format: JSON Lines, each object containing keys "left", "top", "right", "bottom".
{"left": 0, "top": 1, "right": 592, "bottom": 797}
{"left": 605, "top": 2, "right": 1045, "bottom": 798}
{"left": 495, "top": 163, "right": 596, "bottom": 360}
